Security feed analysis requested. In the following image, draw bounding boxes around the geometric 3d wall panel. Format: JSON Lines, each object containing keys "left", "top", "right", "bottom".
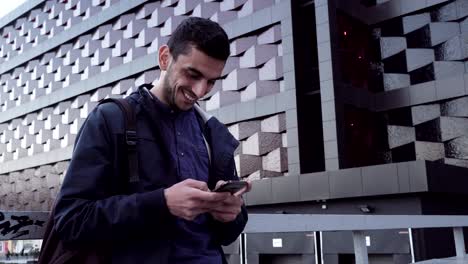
{"left": 378, "top": 1, "right": 468, "bottom": 87}
{"left": 411, "top": 104, "right": 441, "bottom": 125}
{"left": 1, "top": 21, "right": 283, "bottom": 113}
{"left": 229, "top": 113, "right": 287, "bottom": 181}
{"left": 0, "top": 0, "right": 286, "bottom": 212}
{"left": 387, "top": 96, "right": 468, "bottom": 168}
{"left": 378, "top": 1, "right": 468, "bottom": 169}
{"left": 0, "top": 69, "right": 159, "bottom": 164}
{"left": 0, "top": 161, "right": 68, "bottom": 211}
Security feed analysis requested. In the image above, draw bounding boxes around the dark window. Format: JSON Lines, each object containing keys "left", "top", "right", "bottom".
{"left": 292, "top": 0, "right": 325, "bottom": 173}
{"left": 336, "top": 11, "right": 382, "bottom": 93}
{"left": 342, "top": 105, "right": 389, "bottom": 168}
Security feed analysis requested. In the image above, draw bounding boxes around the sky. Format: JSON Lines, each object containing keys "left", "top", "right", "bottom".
{"left": 0, "top": 0, "right": 27, "bottom": 19}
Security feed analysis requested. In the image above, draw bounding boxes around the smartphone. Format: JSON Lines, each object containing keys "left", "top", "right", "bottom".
{"left": 214, "top": 181, "right": 248, "bottom": 194}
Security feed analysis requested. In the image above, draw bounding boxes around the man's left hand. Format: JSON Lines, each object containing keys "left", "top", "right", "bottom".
{"left": 210, "top": 180, "right": 251, "bottom": 222}
{"left": 210, "top": 195, "right": 244, "bottom": 222}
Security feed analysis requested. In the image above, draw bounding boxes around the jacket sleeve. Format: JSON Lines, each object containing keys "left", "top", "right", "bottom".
{"left": 53, "top": 104, "right": 173, "bottom": 244}
{"left": 211, "top": 158, "right": 248, "bottom": 246}
{"left": 213, "top": 205, "right": 248, "bottom": 246}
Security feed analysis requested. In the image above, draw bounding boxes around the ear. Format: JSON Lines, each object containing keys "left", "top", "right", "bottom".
{"left": 158, "top": 45, "right": 171, "bottom": 71}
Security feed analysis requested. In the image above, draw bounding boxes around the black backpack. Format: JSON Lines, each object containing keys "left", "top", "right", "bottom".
{"left": 38, "top": 96, "right": 139, "bottom": 264}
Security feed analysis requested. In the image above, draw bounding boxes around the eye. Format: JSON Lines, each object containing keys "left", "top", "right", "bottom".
{"left": 208, "top": 79, "right": 216, "bottom": 86}
{"left": 186, "top": 69, "right": 201, "bottom": 80}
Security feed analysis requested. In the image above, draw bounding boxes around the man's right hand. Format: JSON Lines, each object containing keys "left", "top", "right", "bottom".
{"left": 164, "top": 179, "right": 230, "bottom": 221}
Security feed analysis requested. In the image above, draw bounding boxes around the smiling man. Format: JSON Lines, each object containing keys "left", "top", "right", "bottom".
{"left": 50, "top": 17, "right": 251, "bottom": 264}
{"left": 155, "top": 38, "right": 224, "bottom": 111}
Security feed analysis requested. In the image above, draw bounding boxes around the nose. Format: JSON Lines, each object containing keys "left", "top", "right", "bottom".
{"left": 192, "top": 80, "right": 209, "bottom": 99}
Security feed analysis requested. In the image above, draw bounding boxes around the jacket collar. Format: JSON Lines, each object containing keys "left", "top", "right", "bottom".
{"left": 193, "top": 104, "right": 212, "bottom": 123}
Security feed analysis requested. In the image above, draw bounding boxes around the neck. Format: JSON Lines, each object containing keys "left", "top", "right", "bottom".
{"left": 150, "top": 80, "right": 168, "bottom": 105}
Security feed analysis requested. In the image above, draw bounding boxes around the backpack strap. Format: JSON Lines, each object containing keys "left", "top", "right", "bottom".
{"left": 99, "top": 97, "right": 139, "bottom": 183}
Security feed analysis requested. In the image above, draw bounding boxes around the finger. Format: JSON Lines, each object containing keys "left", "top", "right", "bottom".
{"left": 220, "top": 195, "right": 243, "bottom": 207}
{"left": 212, "top": 212, "right": 238, "bottom": 222}
{"left": 211, "top": 208, "right": 236, "bottom": 215}
{"left": 233, "top": 186, "right": 247, "bottom": 197}
{"left": 233, "top": 181, "right": 251, "bottom": 196}
{"left": 192, "top": 188, "right": 230, "bottom": 202}
{"left": 211, "top": 204, "right": 241, "bottom": 214}
{"left": 215, "top": 180, "right": 227, "bottom": 190}
{"left": 183, "top": 179, "right": 209, "bottom": 191}
{"left": 191, "top": 208, "right": 210, "bottom": 217}
{"left": 182, "top": 196, "right": 221, "bottom": 213}
{"left": 184, "top": 206, "right": 213, "bottom": 220}
{"left": 180, "top": 209, "right": 196, "bottom": 221}
{"left": 210, "top": 205, "right": 232, "bottom": 214}
{"left": 245, "top": 181, "right": 252, "bottom": 192}
{"left": 198, "top": 200, "right": 224, "bottom": 211}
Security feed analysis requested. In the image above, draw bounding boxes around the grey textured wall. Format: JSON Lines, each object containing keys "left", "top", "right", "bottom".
{"left": 376, "top": 0, "right": 468, "bottom": 167}
{"left": 3, "top": 0, "right": 467, "bottom": 212}
{"left": 0, "top": 0, "right": 296, "bottom": 211}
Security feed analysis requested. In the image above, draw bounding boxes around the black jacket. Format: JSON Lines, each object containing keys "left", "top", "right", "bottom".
{"left": 53, "top": 87, "right": 247, "bottom": 263}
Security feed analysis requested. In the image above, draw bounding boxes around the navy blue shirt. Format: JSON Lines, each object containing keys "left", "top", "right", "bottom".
{"left": 150, "top": 95, "right": 222, "bottom": 264}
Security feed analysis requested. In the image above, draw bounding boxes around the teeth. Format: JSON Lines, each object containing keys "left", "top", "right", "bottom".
{"left": 183, "top": 91, "right": 195, "bottom": 101}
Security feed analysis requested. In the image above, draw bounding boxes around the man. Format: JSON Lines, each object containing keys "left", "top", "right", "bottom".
{"left": 53, "top": 17, "right": 250, "bottom": 263}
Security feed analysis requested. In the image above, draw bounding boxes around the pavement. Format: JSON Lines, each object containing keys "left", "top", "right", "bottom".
{"left": 0, "top": 256, "right": 37, "bottom": 264}
{"left": 416, "top": 256, "right": 468, "bottom": 264}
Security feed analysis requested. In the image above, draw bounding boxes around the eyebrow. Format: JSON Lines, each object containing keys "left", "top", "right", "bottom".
{"left": 187, "top": 66, "right": 223, "bottom": 81}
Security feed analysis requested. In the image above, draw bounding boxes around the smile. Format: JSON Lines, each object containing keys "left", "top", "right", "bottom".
{"left": 182, "top": 90, "right": 196, "bottom": 102}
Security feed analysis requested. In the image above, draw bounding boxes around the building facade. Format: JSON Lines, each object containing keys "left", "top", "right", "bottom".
{"left": 1, "top": 0, "right": 468, "bottom": 263}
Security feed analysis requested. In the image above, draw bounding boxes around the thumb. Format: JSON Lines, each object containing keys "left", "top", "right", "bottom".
{"left": 215, "top": 180, "right": 227, "bottom": 190}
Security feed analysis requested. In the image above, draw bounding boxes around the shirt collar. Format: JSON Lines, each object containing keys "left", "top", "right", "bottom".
{"left": 144, "top": 87, "right": 194, "bottom": 118}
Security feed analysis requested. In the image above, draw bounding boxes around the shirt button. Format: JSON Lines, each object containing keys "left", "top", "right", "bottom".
{"left": 177, "top": 131, "right": 181, "bottom": 136}
{"left": 180, "top": 152, "right": 184, "bottom": 156}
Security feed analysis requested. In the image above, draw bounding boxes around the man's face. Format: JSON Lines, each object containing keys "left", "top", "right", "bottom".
{"left": 160, "top": 46, "right": 225, "bottom": 111}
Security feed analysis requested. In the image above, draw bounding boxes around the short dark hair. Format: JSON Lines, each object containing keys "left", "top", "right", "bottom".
{"left": 167, "top": 17, "right": 230, "bottom": 61}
